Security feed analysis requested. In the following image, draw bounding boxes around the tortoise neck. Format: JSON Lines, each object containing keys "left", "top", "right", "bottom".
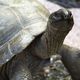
{"left": 41, "top": 23, "right": 71, "bottom": 56}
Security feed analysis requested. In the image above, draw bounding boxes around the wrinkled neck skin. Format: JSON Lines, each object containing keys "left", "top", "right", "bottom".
{"left": 29, "top": 22, "right": 72, "bottom": 59}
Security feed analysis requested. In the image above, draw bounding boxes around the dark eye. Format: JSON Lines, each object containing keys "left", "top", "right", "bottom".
{"left": 50, "top": 12, "right": 63, "bottom": 22}
{"left": 68, "top": 11, "right": 72, "bottom": 17}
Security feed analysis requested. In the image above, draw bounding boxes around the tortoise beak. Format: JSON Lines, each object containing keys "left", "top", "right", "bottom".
{"left": 48, "top": 9, "right": 74, "bottom": 31}
{"left": 49, "top": 9, "right": 73, "bottom": 21}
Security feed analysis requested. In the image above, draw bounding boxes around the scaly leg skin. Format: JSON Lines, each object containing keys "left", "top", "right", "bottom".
{"left": 0, "top": 51, "right": 33, "bottom": 80}
{"left": 10, "top": 66, "right": 32, "bottom": 80}
{"left": 59, "top": 44, "right": 80, "bottom": 80}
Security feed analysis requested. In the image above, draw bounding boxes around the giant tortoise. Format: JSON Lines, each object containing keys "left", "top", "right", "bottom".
{"left": 0, "top": 0, "right": 74, "bottom": 80}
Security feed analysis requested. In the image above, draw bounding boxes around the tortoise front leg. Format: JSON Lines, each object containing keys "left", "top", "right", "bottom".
{"left": 59, "top": 44, "right": 80, "bottom": 80}
{"left": 4, "top": 52, "right": 33, "bottom": 80}
{"left": 30, "top": 9, "right": 74, "bottom": 59}
{"left": 10, "top": 66, "right": 32, "bottom": 80}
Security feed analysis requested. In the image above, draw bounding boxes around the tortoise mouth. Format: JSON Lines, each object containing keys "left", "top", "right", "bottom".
{"left": 48, "top": 9, "right": 74, "bottom": 31}
{"left": 49, "top": 9, "right": 73, "bottom": 22}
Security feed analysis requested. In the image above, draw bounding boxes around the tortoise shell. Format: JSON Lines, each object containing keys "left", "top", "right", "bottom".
{"left": 0, "top": 0, "right": 49, "bottom": 65}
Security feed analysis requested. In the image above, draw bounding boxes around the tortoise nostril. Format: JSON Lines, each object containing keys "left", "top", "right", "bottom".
{"left": 62, "top": 11, "right": 72, "bottom": 20}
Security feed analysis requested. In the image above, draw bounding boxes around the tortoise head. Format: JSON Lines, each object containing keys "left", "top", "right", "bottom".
{"left": 44, "top": 9, "right": 74, "bottom": 57}
{"left": 48, "top": 8, "right": 74, "bottom": 31}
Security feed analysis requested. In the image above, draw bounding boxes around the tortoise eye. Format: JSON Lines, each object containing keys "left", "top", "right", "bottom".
{"left": 49, "top": 12, "right": 62, "bottom": 23}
